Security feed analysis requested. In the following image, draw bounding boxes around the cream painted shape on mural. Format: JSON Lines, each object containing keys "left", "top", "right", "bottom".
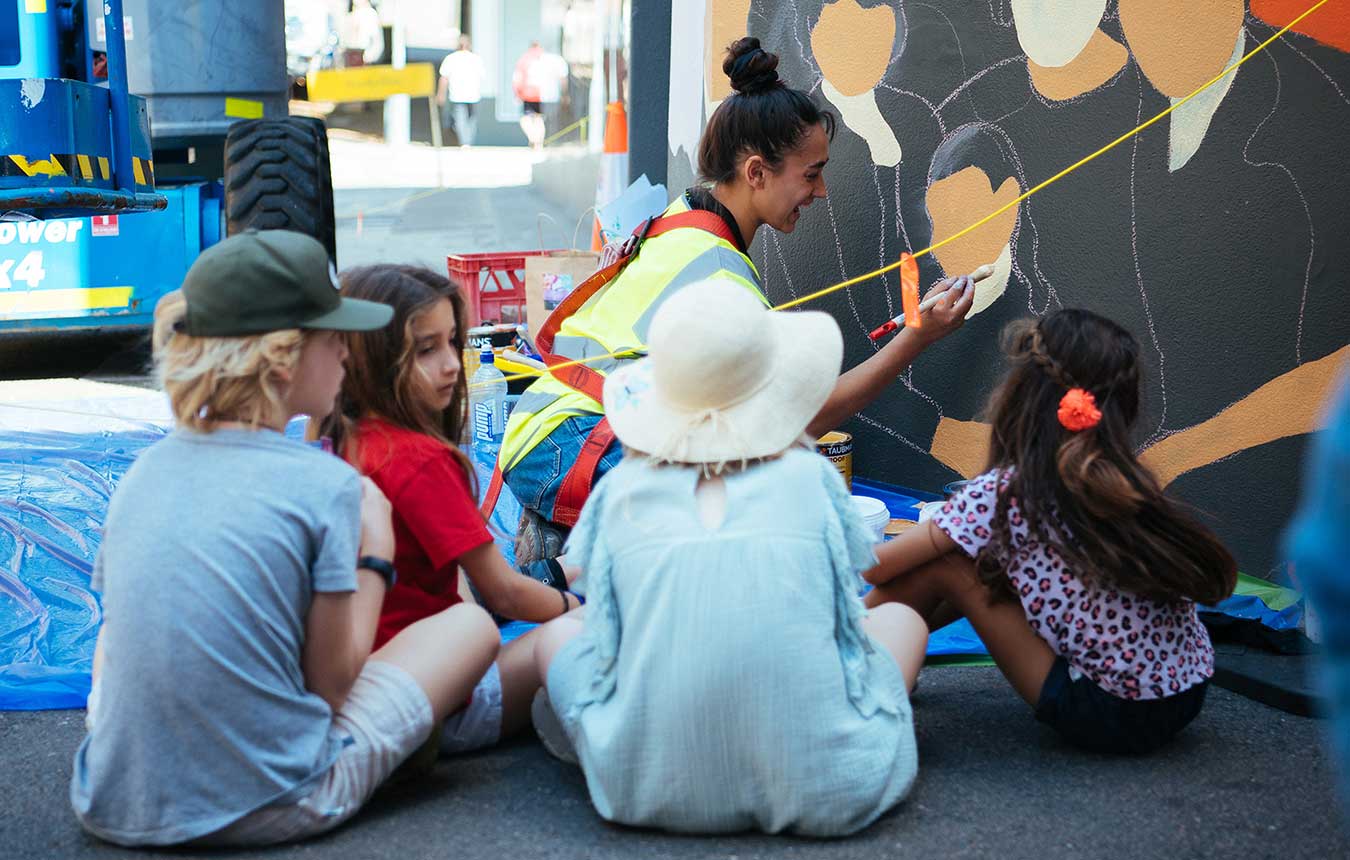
{"left": 966, "top": 243, "right": 1013, "bottom": 318}
{"left": 821, "top": 78, "right": 902, "bottom": 167}
{"left": 812, "top": 0, "right": 901, "bottom": 167}
{"left": 1010, "top": 0, "right": 1109, "bottom": 68}
{"left": 1168, "top": 29, "right": 1245, "bottom": 171}
{"left": 705, "top": 0, "right": 754, "bottom": 104}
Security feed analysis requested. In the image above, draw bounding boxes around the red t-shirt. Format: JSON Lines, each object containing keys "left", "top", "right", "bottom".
{"left": 353, "top": 417, "right": 492, "bottom": 649}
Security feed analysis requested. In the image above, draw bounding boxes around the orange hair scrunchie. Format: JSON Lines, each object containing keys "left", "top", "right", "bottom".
{"left": 1057, "top": 388, "right": 1102, "bottom": 432}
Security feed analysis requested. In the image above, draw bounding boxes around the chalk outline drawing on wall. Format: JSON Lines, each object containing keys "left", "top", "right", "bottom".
{"left": 671, "top": 0, "right": 1347, "bottom": 503}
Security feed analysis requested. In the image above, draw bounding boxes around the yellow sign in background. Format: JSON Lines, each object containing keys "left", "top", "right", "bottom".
{"left": 306, "top": 64, "right": 436, "bottom": 102}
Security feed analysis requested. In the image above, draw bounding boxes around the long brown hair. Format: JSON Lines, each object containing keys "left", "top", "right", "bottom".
{"left": 697, "top": 37, "right": 836, "bottom": 184}
{"left": 321, "top": 265, "right": 473, "bottom": 485}
{"left": 979, "top": 309, "right": 1236, "bottom": 605}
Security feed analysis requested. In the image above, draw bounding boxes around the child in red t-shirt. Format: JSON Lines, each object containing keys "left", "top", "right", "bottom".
{"left": 323, "top": 264, "right": 579, "bottom": 754}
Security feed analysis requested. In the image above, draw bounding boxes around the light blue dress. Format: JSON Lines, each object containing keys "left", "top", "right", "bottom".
{"left": 547, "top": 447, "right": 917, "bottom": 836}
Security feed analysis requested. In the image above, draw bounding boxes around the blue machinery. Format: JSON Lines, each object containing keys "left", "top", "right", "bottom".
{"left": 0, "top": 0, "right": 287, "bottom": 332}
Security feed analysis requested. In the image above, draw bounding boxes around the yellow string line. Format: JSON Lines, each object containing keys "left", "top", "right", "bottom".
{"left": 339, "top": 186, "right": 450, "bottom": 220}
{"left": 543, "top": 115, "right": 590, "bottom": 146}
{"left": 483, "top": 0, "right": 1333, "bottom": 388}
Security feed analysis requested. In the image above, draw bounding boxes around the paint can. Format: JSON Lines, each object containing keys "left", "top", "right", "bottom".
{"left": 817, "top": 431, "right": 854, "bottom": 489}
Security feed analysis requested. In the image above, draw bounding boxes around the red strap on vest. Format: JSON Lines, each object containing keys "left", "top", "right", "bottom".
{"left": 552, "top": 417, "right": 617, "bottom": 526}
{"left": 480, "top": 463, "right": 506, "bottom": 522}
{"left": 480, "top": 209, "right": 736, "bottom": 524}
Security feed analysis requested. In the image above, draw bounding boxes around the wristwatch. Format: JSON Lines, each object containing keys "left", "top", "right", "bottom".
{"left": 358, "top": 556, "right": 398, "bottom": 588}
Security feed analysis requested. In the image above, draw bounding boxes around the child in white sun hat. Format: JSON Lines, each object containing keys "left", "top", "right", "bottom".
{"left": 529, "top": 279, "right": 927, "bottom": 836}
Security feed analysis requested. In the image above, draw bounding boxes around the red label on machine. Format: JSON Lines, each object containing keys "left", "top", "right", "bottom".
{"left": 91, "top": 215, "right": 119, "bottom": 237}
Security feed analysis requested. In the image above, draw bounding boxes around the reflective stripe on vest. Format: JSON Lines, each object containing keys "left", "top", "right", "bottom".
{"left": 499, "top": 198, "right": 765, "bottom": 471}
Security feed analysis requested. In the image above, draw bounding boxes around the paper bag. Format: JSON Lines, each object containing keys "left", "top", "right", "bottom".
{"left": 525, "top": 250, "right": 601, "bottom": 339}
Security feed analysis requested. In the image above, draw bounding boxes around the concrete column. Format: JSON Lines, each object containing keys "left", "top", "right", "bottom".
{"left": 627, "top": 0, "right": 670, "bottom": 186}
{"left": 384, "top": 0, "right": 411, "bottom": 145}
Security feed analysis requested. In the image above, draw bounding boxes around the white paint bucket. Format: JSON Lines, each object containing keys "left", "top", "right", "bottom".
{"left": 852, "top": 495, "right": 891, "bottom": 543}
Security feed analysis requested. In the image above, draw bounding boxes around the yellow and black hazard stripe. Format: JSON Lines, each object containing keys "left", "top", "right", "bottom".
{"left": 131, "top": 156, "right": 155, "bottom": 188}
{"left": 1, "top": 153, "right": 154, "bottom": 187}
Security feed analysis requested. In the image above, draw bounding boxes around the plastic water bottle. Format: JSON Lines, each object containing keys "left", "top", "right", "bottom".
{"left": 469, "top": 346, "right": 508, "bottom": 494}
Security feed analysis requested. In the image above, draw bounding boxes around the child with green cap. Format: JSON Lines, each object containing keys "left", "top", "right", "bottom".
{"left": 70, "top": 230, "right": 500, "bottom": 847}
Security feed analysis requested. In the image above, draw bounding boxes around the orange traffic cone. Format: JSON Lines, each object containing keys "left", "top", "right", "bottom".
{"left": 593, "top": 101, "right": 630, "bottom": 251}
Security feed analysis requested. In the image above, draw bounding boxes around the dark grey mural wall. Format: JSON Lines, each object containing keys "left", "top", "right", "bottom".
{"left": 667, "top": 0, "right": 1350, "bottom": 578}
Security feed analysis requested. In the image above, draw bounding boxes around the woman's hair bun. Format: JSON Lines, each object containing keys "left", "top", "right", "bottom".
{"left": 723, "top": 37, "right": 782, "bottom": 95}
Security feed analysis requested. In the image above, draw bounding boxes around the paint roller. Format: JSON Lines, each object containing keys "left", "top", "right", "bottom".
{"left": 867, "top": 263, "right": 996, "bottom": 341}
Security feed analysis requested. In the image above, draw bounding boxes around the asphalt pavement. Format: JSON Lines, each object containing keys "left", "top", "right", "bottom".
{"left": 3, "top": 666, "right": 1346, "bottom": 860}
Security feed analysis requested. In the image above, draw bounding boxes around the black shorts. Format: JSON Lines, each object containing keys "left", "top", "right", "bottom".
{"left": 1035, "top": 656, "right": 1208, "bottom": 754}
{"left": 522, "top": 101, "right": 542, "bottom": 115}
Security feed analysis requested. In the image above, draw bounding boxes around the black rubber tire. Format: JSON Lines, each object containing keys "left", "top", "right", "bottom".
{"left": 223, "top": 117, "right": 337, "bottom": 262}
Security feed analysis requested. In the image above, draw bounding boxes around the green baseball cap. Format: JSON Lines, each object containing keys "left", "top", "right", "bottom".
{"left": 176, "top": 229, "right": 393, "bottom": 336}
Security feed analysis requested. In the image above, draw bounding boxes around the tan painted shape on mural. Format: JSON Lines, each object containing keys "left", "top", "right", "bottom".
{"left": 811, "top": 0, "right": 896, "bottom": 97}
{"left": 927, "top": 167, "right": 1021, "bottom": 282}
{"left": 705, "top": 0, "right": 753, "bottom": 103}
{"left": 931, "top": 416, "right": 992, "bottom": 479}
{"left": 1027, "top": 29, "right": 1128, "bottom": 101}
{"left": 1119, "top": 0, "right": 1246, "bottom": 99}
{"left": 1141, "top": 346, "right": 1350, "bottom": 487}
{"left": 928, "top": 347, "right": 1348, "bottom": 484}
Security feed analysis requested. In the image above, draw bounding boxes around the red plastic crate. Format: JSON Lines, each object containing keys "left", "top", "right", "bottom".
{"left": 447, "top": 250, "right": 565, "bottom": 326}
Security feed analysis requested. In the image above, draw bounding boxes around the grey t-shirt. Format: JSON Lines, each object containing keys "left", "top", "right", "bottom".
{"left": 70, "top": 427, "right": 363, "bottom": 846}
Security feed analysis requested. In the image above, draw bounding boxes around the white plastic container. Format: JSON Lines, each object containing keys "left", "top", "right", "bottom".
{"left": 851, "top": 495, "right": 891, "bottom": 543}
{"left": 918, "top": 500, "right": 946, "bottom": 523}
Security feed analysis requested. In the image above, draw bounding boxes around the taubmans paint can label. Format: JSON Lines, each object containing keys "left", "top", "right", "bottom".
{"left": 817, "top": 431, "right": 853, "bottom": 489}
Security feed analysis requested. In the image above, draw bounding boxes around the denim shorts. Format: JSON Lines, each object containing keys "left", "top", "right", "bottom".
{"left": 1035, "top": 657, "right": 1208, "bottom": 754}
{"left": 503, "top": 414, "right": 625, "bottom": 523}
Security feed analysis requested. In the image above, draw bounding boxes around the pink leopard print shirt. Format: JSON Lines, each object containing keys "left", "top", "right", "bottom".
{"left": 933, "top": 469, "right": 1214, "bottom": 701}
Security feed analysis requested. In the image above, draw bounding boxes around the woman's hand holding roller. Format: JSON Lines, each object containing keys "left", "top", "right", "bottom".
{"left": 914, "top": 275, "right": 976, "bottom": 346}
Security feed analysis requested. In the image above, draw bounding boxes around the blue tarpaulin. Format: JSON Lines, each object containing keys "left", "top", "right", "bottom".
{"left": 0, "top": 384, "right": 1307, "bottom": 710}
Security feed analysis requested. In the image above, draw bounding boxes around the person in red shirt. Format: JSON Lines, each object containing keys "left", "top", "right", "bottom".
{"left": 512, "top": 41, "right": 547, "bottom": 149}
{"left": 322, "top": 264, "right": 579, "bottom": 755}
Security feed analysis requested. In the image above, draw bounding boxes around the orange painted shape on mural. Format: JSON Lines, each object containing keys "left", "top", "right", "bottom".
{"left": 926, "top": 166, "right": 1021, "bottom": 278}
{"left": 1141, "top": 345, "right": 1350, "bottom": 487}
{"left": 706, "top": 0, "right": 754, "bottom": 103}
{"left": 1252, "top": 0, "right": 1350, "bottom": 52}
{"left": 812, "top": 0, "right": 896, "bottom": 96}
{"left": 1027, "top": 29, "right": 1129, "bottom": 101}
{"left": 931, "top": 346, "right": 1348, "bottom": 484}
{"left": 1119, "top": 0, "right": 1246, "bottom": 98}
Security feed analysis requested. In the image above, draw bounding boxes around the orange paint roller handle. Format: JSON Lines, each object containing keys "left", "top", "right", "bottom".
{"left": 900, "top": 252, "right": 921, "bottom": 329}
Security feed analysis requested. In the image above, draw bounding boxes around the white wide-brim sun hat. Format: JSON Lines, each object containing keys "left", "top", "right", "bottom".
{"left": 603, "top": 279, "right": 843, "bottom": 466}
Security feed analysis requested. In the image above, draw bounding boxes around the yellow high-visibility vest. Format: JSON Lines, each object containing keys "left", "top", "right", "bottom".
{"left": 499, "top": 195, "right": 766, "bottom": 471}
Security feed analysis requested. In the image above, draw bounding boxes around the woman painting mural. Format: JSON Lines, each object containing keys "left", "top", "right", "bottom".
{"left": 501, "top": 38, "right": 979, "bottom": 558}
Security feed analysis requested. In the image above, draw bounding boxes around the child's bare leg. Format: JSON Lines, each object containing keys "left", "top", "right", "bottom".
{"left": 495, "top": 630, "right": 544, "bottom": 738}
{"left": 371, "top": 603, "right": 499, "bottom": 723}
{"left": 497, "top": 607, "right": 584, "bottom": 737}
{"left": 861, "top": 602, "right": 928, "bottom": 691}
{"left": 869, "top": 553, "right": 1056, "bottom": 706}
{"left": 533, "top": 610, "right": 587, "bottom": 685}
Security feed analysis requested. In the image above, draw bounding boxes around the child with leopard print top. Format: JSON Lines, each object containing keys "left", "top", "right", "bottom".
{"left": 864, "top": 309, "right": 1236, "bottom": 753}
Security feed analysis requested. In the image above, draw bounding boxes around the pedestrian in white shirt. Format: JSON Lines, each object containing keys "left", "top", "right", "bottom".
{"left": 438, "top": 35, "right": 487, "bottom": 147}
